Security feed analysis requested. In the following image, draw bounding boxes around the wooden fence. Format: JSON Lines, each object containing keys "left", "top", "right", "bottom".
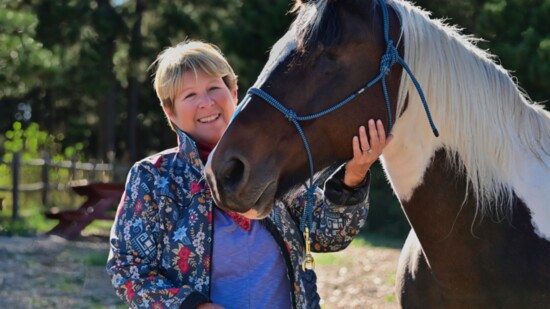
{"left": 0, "top": 152, "right": 130, "bottom": 221}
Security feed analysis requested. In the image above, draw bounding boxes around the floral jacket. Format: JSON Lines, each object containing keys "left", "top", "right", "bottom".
{"left": 106, "top": 130, "right": 370, "bottom": 309}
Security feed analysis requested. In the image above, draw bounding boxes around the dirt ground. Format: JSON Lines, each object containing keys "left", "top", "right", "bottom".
{"left": 0, "top": 235, "right": 400, "bottom": 309}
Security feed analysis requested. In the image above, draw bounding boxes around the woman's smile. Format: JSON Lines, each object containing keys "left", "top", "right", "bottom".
{"left": 198, "top": 113, "right": 221, "bottom": 123}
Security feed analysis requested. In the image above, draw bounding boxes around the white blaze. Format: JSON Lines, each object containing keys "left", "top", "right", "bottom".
{"left": 254, "top": 31, "right": 298, "bottom": 88}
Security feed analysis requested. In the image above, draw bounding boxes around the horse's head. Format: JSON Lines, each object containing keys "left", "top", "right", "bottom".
{"left": 206, "top": 0, "right": 403, "bottom": 218}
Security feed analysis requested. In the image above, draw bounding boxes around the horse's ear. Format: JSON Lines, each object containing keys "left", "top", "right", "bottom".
{"left": 293, "top": 0, "right": 338, "bottom": 9}
{"left": 292, "top": 0, "right": 318, "bottom": 12}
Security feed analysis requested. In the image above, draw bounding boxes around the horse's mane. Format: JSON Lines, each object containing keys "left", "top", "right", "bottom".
{"left": 290, "top": 0, "right": 339, "bottom": 52}
{"left": 388, "top": 0, "right": 550, "bottom": 215}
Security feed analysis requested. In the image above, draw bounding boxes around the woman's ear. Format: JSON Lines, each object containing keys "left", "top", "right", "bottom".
{"left": 232, "top": 87, "right": 238, "bottom": 104}
{"left": 162, "top": 104, "right": 176, "bottom": 124}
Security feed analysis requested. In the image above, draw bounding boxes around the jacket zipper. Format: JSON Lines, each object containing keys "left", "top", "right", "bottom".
{"left": 207, "top": 200, "right": 214, "bottom": 298}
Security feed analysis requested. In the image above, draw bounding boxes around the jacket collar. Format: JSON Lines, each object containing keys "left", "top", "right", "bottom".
{"left": 176, "top": 128, "right": 203, "bottom": 169}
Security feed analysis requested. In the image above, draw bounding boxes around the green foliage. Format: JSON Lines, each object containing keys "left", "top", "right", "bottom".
{"left": 2, "top": 121, "right": 83, "bottom": 162}
{"left": 0, "top": 121, "right": 88, "bottom": 236}
{"left": 417, "top": 0, "right": 550, "bottom": 102}
{"left": 0, "top": 5, "right": 59, "bottom": 98}
{"left": 364, "top": 162, "right": 410, "bottom": 239}
{"left": 0, "top": 199, "right": 56, "bottom": 236}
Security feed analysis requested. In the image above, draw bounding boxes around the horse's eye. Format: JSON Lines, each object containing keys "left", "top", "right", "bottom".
{"left": 327, "top": 49, "right": 339, "bottom": 61}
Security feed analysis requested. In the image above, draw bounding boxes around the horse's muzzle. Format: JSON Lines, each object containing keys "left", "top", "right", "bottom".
{"left": 205, "top": 152, "right": 276, "bottom": 219}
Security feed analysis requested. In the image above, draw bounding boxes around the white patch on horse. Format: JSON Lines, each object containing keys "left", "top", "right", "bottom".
{"left": 380, "top": 110, "right": 443, "bottom": 202}
{"left": 381, "top": 0, "right": 550, "bottom": 240}
{"left": 254, "top": 31, "right": 297, "bottom": 88}
{"left": 509, "top": 152, "right": 550, "bottom": 240}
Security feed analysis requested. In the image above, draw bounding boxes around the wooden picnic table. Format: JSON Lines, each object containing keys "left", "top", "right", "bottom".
{"left": 45, "top": 182, "right": 125, "bottom": 240}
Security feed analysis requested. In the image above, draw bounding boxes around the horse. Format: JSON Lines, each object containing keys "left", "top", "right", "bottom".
{"left": 205, "top": 0, "right": 550, "bottom": 307}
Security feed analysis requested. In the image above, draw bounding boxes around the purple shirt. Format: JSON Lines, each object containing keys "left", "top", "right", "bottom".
{"left": 210, "top": 207, "right": 292, "bottom": 309}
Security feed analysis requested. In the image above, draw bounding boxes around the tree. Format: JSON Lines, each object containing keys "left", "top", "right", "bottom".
{"left": 417, "top": 0, "right": 549, "bottom": 104}
{"left": 0, "top": 2, "right": 59, "bottom": 134}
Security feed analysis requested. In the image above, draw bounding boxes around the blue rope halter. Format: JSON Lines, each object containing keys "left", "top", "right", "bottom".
{"left": 238, "top": 0, "right": 439, "bottom": 233}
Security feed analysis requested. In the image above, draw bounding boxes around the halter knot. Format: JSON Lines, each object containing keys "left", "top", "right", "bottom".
{"left": 380, "top": 41, "right": 399, "bottom": 75}
{"left": 285, "top": 110, "right": 297, "bottom": 122}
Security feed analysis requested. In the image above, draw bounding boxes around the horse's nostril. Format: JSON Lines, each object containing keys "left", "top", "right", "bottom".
{"left": 222, "top": 158, "right": 245, "bottom": 190}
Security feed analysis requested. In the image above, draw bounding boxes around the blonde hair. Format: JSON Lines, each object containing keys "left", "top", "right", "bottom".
{"left": 150, "top": 40, "right": 238, "bottom": 131}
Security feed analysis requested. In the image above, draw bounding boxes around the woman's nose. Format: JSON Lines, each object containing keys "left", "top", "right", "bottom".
{"left": 198, "top": 92, "right": 214, "bottom": 108}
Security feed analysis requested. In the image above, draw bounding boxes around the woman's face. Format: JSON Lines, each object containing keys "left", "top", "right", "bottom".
{"left": 166, "top": 70, "right": 237, "bottom": 146}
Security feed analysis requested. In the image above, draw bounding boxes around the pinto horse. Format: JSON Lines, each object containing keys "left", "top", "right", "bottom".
{"left": 206, "top": 0, "right": 550, "bottom": 307}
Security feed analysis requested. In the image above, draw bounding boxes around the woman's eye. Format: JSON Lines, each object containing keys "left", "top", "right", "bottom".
{"left": 209, "top": 86, "right": 220, "bottom": 91}
{"left": 184, "top": 93, "right": 196, "bottom": 100}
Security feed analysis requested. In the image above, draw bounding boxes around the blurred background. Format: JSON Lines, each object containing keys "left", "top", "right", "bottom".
{"left": 0, "top": 0, "right": 549, "bottom": 239}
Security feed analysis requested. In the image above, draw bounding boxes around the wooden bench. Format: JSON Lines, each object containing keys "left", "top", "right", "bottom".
{"left": 45, "top": 182, "right": 125, "bottom": 240}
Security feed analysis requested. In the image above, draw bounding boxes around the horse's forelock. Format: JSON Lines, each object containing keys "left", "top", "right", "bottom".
{"left": 291, "top": 0, "right": 339, "bottom": 53}
{"left": 291, "top": 0, "right": 321, "bottom": 13}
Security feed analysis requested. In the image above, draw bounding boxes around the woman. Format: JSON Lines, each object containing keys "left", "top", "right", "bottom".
{"left": 106, "top": 40, "right": 392, "bottom": 309}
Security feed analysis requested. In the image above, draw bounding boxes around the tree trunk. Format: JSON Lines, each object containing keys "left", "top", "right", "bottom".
{"left": 95, "top": 0, "right": 118, "bottom": 162}
{"left": 127, "top": 0, "right": 145, "bottom": 163}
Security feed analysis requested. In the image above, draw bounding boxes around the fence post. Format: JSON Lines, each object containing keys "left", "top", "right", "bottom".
{"left": 42, "top": 152, "right": 50, "bottom": 207}
{"left": 69, "top": 156, "right": 77, "bottom": 207}
{"left": 70, "top": 156, "right": 77, "bottom": 181}
{"left": 91, "top": 159, "right": 97, "bottom": 182}
{"left": 11, "top": 152, "right": 20, "bottom": 221}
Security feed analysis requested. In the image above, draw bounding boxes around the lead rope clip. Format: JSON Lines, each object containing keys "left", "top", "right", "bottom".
{"left": 302, "top": 226, "right": 315, "bottom": 271}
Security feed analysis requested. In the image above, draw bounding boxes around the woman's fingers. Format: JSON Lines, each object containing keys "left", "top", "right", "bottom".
{"left": 352, "top": 119, "right": 392, "bottom": 161}
{"left": 352, "top": 136, "right": 362, "bottom": 158}
{"left": 359, "top": 126, "right": 370, "bottom": 154}
{"left": 344, "top": 119, "right": 393, "bottom": 187}
{"left": 376, "top": 119, "right": 386, "bottom": 146}
{"left": 367, "top": 120, "right": 379, "bottom": 151}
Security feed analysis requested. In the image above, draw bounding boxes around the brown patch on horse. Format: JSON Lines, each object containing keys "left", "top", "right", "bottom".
{"left": 398, "top": 149, "right": 550, "bottom": 308}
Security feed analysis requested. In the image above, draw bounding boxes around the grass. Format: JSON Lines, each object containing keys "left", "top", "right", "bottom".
{"left": 0, "top": 194, "right": 116, "bottom": 237}
{"left": 82, "top": 251, "right": 110, "bottom": 267}
{"left": 83, "top": 219, "right": 114, "bottom": 236}
{"left": 53, "top": 273, "right": 85, "bottom": 292}
{"left": 312, "top": 231, "right": 404, "bottom": 267}
{"left": 313, "top": 251, "right": 352, "bottom": 267}
{"left": 353, "top": 231, "right": 406, "bottom": 249}
{"left": 0, "top": 201, "right": 57, "bottom": 236}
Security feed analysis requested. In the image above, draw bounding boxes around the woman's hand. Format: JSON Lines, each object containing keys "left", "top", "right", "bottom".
{"left": 344, "top": 119, "right": 393, "bottom": 187}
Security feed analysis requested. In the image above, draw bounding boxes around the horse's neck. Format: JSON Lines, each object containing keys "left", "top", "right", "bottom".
{"left": 506, "top": 149, "right": 550, "bottom": 240}
{"left": 390, "top": 148, "right": 550, "bottom": 292}
{"left": 381, "top": 123, "right": 550, "bottom": 241}
{"left": 380, "top": 109, "right": 442, "bottom": 203}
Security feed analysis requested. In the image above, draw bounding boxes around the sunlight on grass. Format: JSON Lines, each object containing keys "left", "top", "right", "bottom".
{"left": 387, "top": 272, "right": 396, "bottom": 285}
{"left": 0, "top": 195, "right": 116, "bottom": 237}
{"left": 352, "top": 232, "right": 405, "bottom": 249}
{"left": 0, "top": 201, "right": 57, "bottom": 236}
{"left": 312, "top": 251, "right": 351, "bottom": 267}
{"left": 312, "top": 232, "right": 403, "bottom": 267}
{"left": 83, "top": 219, "right": 114, "bottom": 236}
{"left": 83, "top": 251, "right": 109, "bottom": 267}
{"left": 53, "top": 274, "right": 85, "bottom": 292}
